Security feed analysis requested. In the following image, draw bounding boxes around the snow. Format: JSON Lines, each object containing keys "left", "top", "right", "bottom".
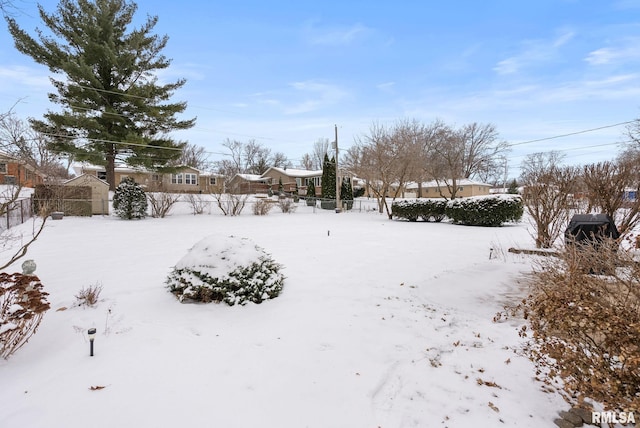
{"left": 0, "top": 197, "right": 569, "bottom": 427}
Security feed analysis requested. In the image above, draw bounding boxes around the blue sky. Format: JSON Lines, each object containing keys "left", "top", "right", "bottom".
{"left": 2, "top": 0, "right": 640, "bottom": 177}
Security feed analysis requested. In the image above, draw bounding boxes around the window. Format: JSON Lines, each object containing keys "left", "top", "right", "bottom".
{"left": 209, "top": 177, "right": 217, "bottom": 185}
{"left": 97, "top": 171, "right": 107, "bottom": 180}
{"left": 185, "top": 173, "right": 197, "bottom": 185}
{"left": 458, "top": 186, "right": 464, "bottom": 191}
{"left": 171, "top": 174, "right": 183, "bottom": 184}
{"left": 120, "top": 175, "right": 129, "bottom": 183}
{"left": 152, "top": 174, "right": 162, "bottom": 182}
{"left": 0, "top": 163, "right": 6, "bottom": 174}
{"left": 4, "top": 175, "right": 16, "bottom": 185}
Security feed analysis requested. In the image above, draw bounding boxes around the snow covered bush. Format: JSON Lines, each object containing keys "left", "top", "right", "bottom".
{"left": 0, "top": 273, "right": 50, "bottom": 359}
{"left": 112, "top": 177, "right": 148, "bottom": 219}
{"left": 445, "top": 194, "right": 523, "bottom": 226}
{"left": 392, "top": 199, "right": 447, "bottom": 222}
{"left": 166, "top": 235, "right": 285, "bottom": 306}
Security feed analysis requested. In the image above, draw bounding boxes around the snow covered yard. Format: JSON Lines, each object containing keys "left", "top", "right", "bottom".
{"left": 0, "top": 199, "right": 567, "bottom": 427}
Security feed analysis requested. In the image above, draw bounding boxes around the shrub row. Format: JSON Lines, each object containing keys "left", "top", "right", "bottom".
{"left": 392, "top": 194, "right": 523, "bottom": 227}
{"left": 391, "top": 198, "right": 447, "bottom": 222}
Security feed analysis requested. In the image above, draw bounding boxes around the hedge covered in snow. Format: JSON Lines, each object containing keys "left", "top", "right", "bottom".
{"left": 392, "top": 194, "right": 523, "bottom": 227}
{"left": 391, "top": 198, "right": 447, "bottom": 222}
{"left": 166, "top": 235, "right": 284, "bottom": 305}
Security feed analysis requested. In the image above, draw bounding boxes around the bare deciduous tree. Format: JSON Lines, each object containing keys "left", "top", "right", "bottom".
{"left": 422, "top": 121, "right": 509, "bottom": 199}
{"left": 520, "top": 152, "right": 580, "bottom": 248}
{"left": 0, "top": 111, "right": 66, "bottom": 179}
{"left": 346, "top": 120, "right": 424, "bottom": 218}
{"left": 175, "top": 143, "right": 210, "bottom": 171}
{"left": 214, "top": 139, "right": 291, "bottom": 179}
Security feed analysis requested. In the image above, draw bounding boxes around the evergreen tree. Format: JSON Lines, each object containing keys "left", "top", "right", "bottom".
{"left": 6, "top": 0, "right": 195, "bottom": 190}
{"left": 306, "top": 178, "right": 316, "bottom": 198}
{"left": 113, "top": 177, "right": 147, "bottom": 219}
{"left": 507, "top": 179, "right": 520, "bottom": 194}
{"left": 341, "top": 177, "right": 354, "bottom": 210}
{"left": 321, "top": 154, "right": 336, "bottom": 199}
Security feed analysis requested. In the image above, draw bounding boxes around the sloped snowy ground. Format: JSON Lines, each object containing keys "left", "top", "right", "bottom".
{"left": 0, "top": 198, "right": 568, "bottom": 427}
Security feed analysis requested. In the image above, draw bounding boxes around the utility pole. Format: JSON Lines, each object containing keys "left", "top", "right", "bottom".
{"left": 334, "top": 124, "right": 341, "bottom": 213}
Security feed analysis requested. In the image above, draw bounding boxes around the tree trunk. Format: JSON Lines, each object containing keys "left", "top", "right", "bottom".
{"left": 106, "top": 143, "right": 116, "bottom": 191}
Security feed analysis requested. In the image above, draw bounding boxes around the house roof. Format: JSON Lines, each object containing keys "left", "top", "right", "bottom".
{"left": 405, "top": 179, "right": 492, "bottom": 190}
{"left": 64, "top": 173, "right": 109, "bottom": 187}
{"left": 232, "top": 173, "right": 268, "bottom": 182}
{"left": 262, "top": 167, "right": 323, "bottom": 178}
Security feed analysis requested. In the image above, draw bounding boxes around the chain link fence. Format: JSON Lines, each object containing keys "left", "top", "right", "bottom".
{"left": 0, "top": 197, "right": 34, "bottom": 231}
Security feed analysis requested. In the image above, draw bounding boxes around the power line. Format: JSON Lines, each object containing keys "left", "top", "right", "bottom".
{"left": 508, "top": 120, "right": 634, "bottom": 147}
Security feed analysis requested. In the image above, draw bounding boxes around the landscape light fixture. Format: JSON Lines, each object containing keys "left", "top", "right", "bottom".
{"left": 88, "top": 328, "right": 96, "bottom": 357}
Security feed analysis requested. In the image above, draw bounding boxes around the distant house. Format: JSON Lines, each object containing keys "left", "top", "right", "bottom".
{"left": 72, "top": 163, "right": 224, "bottom": 194}
{"left": 227, "top": 174, "right": 270, "bottom": 194}
{"left": 260, "top": 167, "right": 323, "bottom": 196}
{"left": 405, "top": 179, "right": 492, "bottom": 198}
{"left": 0, "top": 152, "right": 46, "bottom": 187}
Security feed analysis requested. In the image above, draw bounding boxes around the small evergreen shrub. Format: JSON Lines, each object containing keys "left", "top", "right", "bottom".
{"left": 392, "top": 199, "right": 447, "bottom": 222}
{"left": 166, "top": 235, "right": 285, "bottom": 306}
{"left": 445, "top": 194, "right": 523, "bottom": 227}
{"left": 113, "top": 177, "right": 147, "bottom": 219}
{"left": 306, "top": 179, "right": 316, "bottom": 206}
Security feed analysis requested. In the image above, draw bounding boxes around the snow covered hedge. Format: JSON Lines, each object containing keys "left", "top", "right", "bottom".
{"left": 392, "top": 194, "right": 523, "bottom": 226}
{"left": 445, "top": 194, "right": 523, "bottom": 226}
{"left": 391, "top": 198, "right": 447, "bottom": 222}
{"left": 166, "top": 235, "right": 285, "bottom": 305}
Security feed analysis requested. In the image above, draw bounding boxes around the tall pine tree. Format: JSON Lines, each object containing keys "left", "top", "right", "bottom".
{"left": 6, "top": 0, "right": 195, "bottom": 190}
{"left": 321, "top": 153, "right": 336, "bottom": 199}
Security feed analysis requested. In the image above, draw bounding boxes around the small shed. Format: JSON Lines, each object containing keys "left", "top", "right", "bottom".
{"left": 64, "top": 174, "right": 109, "bottom": 215}
{"left": 565, "top": 214, "right": 620, "bottom": 251}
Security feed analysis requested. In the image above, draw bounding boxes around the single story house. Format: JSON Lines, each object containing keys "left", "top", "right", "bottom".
{"left": 0, "top": 152, "right": 46, "bottom": 187}
{"left": 226, "top": 174, "right": 271, "bottom": 194}
{"left": 260, "top": 167, "right": 323, "bottom": 196}
{"left": 404, "top": 179, "right": 492, "bottom": 198}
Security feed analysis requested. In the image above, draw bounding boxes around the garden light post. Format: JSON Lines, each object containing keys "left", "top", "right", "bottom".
{"left": 88, "top": 328, "right": 96, "bottom": 356}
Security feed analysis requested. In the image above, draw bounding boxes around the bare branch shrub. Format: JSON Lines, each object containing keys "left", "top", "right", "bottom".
{"left": 213, "top": 192, "right": 247, "bottom": 216}
{"left": 278, "top": 198, "right": 297, "bottom": 214}
{"left": 0, "top": 272, "right": 50, "bottom": 359}
{"left": 75, "top": 282, "right": 103, "bottom": 307}
{"left": 501, "top": 242, "right": 640, "bottom": 411}
{"left": 520, "top": 152, "right": 580, "bottom": 248}
{"left": 583, "top": 159, "right": 640, "bottom": 237}
{"left": 184, "top": 193, "right": 210, "bottom": 215}
{"left": 253, "top": 199, "right": 273, "bottom": 216}
{"left": 147, "top": 191, "right": 180, "bottom": 218}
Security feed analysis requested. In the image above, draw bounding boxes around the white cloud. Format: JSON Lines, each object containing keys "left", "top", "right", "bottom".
{"left": 0, "top": 65, "right": 50, "bottom": 89}
{"left": 585, "top": 41, "right": 640, "bottom": 65}
{"left": 284, "top": 80, "right": 348, "bottom": 114}
{"left": 493, "top": 30, "right": 575, "bottom": 75}
{"left": 304, "top": 22, "right": 372, "bottom": 46}
{"left": 376, "top": 81, "right": 396, "bottom": 93}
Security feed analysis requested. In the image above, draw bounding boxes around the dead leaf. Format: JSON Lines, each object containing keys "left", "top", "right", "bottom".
{"left": 488, "top": 402, "right": 500, "bottom": 413}
{"left": 89, "top": 385, "right": 106, "bottom": 391}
